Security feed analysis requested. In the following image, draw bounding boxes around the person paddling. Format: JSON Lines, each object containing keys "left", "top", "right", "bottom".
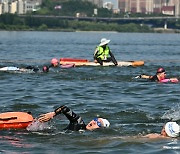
{"left": 93, "top": 38, "right": 118, "bottom": 66}
{"left": 136, "top": 67, "right": 179, "bottom": 83}
{"left": 38, "top": 105, "right": 110, "bottom": 131}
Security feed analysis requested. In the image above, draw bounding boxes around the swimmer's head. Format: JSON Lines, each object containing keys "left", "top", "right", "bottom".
{"left": 100, "top": 118, "right": 110, "bottom": 128}
{"left": 164, "top": 122, "right": 180, "bottom": 137}
{"left": 42, "top": 65, "right": 49, "bottom": 72}
{"left": 157, "top": 67, "right": 165, "bottom": 74}
{"left": 51, "top": 58, "right": 59, "bottom": 67}
{"left": 86, "top": 118, "right": 110, "bottom": 131}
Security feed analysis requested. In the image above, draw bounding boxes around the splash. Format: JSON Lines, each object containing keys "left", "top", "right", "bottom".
{"left": 26, "top": 120, "right": 50, "bottom": 131}
{"left": 161, "top": 103, "right": 180, "bottom": 121}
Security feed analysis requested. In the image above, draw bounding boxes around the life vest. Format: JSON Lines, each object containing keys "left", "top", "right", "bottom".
{"left": 96, "top": 46, "right": 110, "bottom": 60}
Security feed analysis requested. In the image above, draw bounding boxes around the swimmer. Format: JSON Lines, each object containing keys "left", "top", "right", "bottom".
{"left": 38, "top": 105, "right": 110, "bottom": 131}
{"left": 49, "top": 58, "right": 75, "bottom": 69}
{"left": 136, "top": 67, "right": 179, "bottom": 83}
{"left": 0, "top": 65, "right": 49, "bottom": 73}
{"left": 50, "top": 58, "right": 59, "bottom": 67}
{"left": 42, "top": 65, "right": 49, "bottom": 72}
{"left": 144, "top": 122, "right": 180, "bottom": 139}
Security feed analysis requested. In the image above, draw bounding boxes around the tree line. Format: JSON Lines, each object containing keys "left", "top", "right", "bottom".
{"left": 0, "top": 13, "right": 152, "bottom": 32}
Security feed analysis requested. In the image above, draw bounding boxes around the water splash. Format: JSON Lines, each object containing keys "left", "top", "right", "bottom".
{"left": 26, "top": 120, "right": 50, "bottom": 131}
{"left": 161, "top": 103, "right": 180, "bottom": 121}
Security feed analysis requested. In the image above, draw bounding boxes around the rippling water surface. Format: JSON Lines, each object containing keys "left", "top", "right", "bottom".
{"left": 0, "top": 31, "right": 180, "bottom": 153}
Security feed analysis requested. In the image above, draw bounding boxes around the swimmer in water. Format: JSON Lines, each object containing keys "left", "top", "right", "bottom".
{"left": 50, "top": 58, "right": 59, "bottom": 67}
{"left": 38, "top": 105, "right": 110, "bottom": 131}
{"left": 49, "top": 58, "right": 75, "bottom": 69}
{"left": 0, "top": 65, "right": 49, "bottom": 73}
{"left": 143, "top": 122, "right": 180, "bottom": 139}
{"left": 136, "top": 67, "right": 179, "bottom": 83}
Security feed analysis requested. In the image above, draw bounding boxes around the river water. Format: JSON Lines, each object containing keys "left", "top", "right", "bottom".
{"left": 0, "top": 31, "right": 180, "bottom": 153}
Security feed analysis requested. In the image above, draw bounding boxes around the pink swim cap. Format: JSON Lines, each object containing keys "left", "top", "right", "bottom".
{"left": 51, "top": 58, "right": 59, "bottom": 65}
{"left": 42, "top": 65, "right": 49, "bottom": 72}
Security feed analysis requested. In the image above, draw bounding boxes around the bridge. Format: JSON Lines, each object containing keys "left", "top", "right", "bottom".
{"left": 19, "top": 15, "right": 180, "bottom": 29}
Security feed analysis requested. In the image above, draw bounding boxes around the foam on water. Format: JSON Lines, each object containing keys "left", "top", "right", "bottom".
{"left": 161, "top": 103, "right": 180, "bottom": 121}
{"left": 26, "top": 120, "right": 51, "bottom": 131}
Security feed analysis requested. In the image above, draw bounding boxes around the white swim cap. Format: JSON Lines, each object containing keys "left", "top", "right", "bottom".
{"left": 165, "top": 122, "right": 180, "bottom": 137}
{"left": 101, "top": 118, "right": 110, "bottom": 128}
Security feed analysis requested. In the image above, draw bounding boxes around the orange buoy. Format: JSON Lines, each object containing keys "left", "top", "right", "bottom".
{"left": 0, "top": 112, "right": 34, "bottom": 129}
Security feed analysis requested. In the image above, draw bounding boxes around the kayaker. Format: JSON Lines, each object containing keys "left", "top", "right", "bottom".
{"left": 136, "top": 67, "right": 179, "bottom": 83}
{"left": 143, "top": 122, "right": 180, "bottom": 139}
{"left": 38, "top": 105, "right": 110, "bottom": 131}
{"left": 93, "top": 38, "right": 118, "bottom": 66}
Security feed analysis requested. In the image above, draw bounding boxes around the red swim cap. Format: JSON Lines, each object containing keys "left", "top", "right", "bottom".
{"left": 51, "top": 58, "right": 59, "bottom": 65}
{"left": 157, "top": 67, "right": 165, "bottom": 74}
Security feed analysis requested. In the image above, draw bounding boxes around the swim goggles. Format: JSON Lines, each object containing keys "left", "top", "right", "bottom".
{"left": 93, "top": 118, "right": 102, "bottom": 127}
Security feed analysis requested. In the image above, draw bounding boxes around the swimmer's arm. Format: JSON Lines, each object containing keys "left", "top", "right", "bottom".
{"left": 38, "top": 112, "right": 55, "bottom": 122}
{"left": 143, "top": 133, "right": 168, "bottom": 139}
{"left": 137, "top": 75, "right": 153, "bottom": 79}
{"left": 38, "top": 105, "right": 65, "bottom": 122}
{"left": 169, "top": 78, "right": 179, "bottom": 83}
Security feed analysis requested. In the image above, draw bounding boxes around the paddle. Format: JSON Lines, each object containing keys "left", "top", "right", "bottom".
{"left": 0, "top": 117, "right": 17, "bottom": 121}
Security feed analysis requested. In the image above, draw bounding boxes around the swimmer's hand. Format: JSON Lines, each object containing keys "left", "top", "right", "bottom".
{"left": 170, "top": 78, "right": 179, "bottom": 83}
{"left": 134, "top": 75, "right": 141, "bottom": 79}
{"left": 38, "top": 112, "right": 56, "bottom": 122}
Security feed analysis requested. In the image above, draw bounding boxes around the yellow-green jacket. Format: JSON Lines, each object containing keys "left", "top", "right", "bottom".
{"left": 94, "top": 46, "right": 110, "bottom": 60}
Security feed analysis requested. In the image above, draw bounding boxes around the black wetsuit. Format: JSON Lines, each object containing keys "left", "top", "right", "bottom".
{"left": 25, "top": 66, "right": 39, "bottom": 72}
{"left": 54, "top": 106, "right": 86, "bottom": 131}
{"left": 149, "top": 75, "right": 159, "bottom": 82}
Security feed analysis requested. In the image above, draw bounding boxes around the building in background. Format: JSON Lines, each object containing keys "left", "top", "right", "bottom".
{"left": 1, "top": 1, "right": 9, "bottom": 13}
{"left": 0, "top": 3, "right": 2, "bottom": 14}
{"left": 118, "top": 0, "right": 130, "bottom": 12}
{"left": 10, "top": 0, "right": 18, "bottom": 14}
{"left": 175, "top": 0, "right": 180, "bottom": 16}
{"left": 117, "top": 0, "right": 180, "bottom": 16}
{"left": 0, "top": 0, "right": 41, "bottom": 14}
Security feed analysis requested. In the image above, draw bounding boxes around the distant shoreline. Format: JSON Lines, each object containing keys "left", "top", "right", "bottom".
{"left": 0, "top": 28, "right": 180, "bottom": 33}
{"left": 153, "top": 28, "right": 180, "bottom": 33}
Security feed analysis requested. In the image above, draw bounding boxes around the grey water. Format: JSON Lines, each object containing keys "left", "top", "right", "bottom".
{"left": 0, "top": 31, "right": 180, "bottom": 153}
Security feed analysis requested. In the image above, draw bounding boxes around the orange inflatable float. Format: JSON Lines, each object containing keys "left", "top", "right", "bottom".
{"left": 0, "top": 112, "right": 34, "bottom": 129}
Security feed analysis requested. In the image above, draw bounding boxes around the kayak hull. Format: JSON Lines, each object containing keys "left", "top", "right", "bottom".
{"left": 60, "top": 58, "right": 144, "bottom": 67}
